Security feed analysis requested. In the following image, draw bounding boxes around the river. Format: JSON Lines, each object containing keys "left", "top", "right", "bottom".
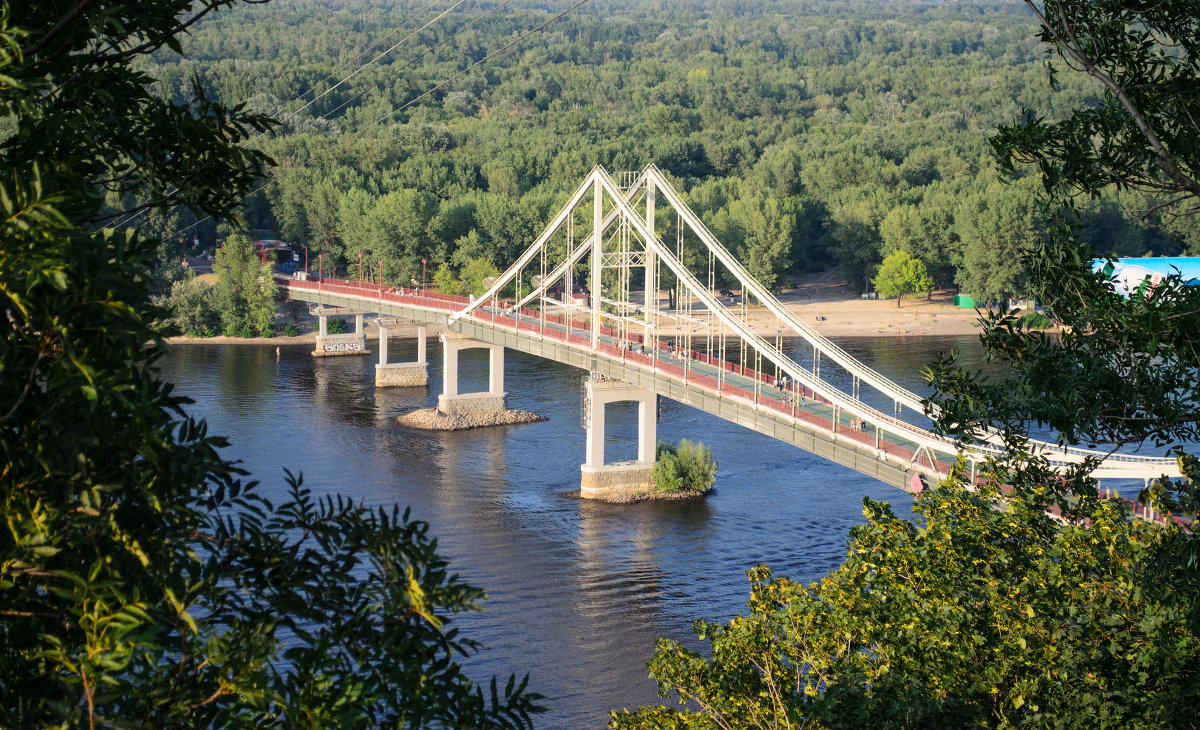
{"left": 159, "top": 334, "right": 987, "bottom": 727}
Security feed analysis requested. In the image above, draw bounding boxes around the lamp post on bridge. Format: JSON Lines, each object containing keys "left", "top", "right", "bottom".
{"left": 304, "top": 246, "right": 308, "bottom": 278}
{"left": 379, "top": 259, "right": 384, "bottom": 293}
{"left": 318, "top": 253, "right": 323, "bottom": 288}
{"left": 421, "top": 257, "right": 427, "bottom": 293}
{"left": 358, "top": 252, "right": 363, "bottom": 284}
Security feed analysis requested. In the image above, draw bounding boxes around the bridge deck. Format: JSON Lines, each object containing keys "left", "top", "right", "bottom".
{"left": 280, "top": 275, "right": 1182, "bottom": 521}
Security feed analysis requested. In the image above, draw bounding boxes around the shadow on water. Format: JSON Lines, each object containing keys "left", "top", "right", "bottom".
{"left": 160, "top": 335, "right": 936, "bottom": 726}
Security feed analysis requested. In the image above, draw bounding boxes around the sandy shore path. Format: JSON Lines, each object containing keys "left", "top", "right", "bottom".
{"left": 166, "top": 277, "right": 1010, "bottom": 348}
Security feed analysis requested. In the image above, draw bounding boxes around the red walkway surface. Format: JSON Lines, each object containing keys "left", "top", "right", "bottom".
{"left": 284, "top": 276, "right": 952, "bottom": 476}
{"left": 283, "top": 275, "right": 1183, "bottom": 526}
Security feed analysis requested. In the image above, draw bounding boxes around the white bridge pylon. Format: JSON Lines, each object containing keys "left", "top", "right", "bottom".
{"left": 448, "top": 165, "right": 1181, "bottom": 482}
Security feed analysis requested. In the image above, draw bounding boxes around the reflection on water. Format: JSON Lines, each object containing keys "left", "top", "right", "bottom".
{"left": 159, "top": 336, "right": 993, "bottom": 726}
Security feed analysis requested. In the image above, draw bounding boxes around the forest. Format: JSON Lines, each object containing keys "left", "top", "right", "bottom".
{"left": 129, "top": 0, "right": 1200, "bottom": 304}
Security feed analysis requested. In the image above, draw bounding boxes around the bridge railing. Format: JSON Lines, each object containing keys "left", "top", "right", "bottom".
{"left": 278, "top": 275, "right": 1182, "bottom": 492}
{"left": 467, "top": 296, "right": 959, "bottom": 477}
{"left": 282, "top": 274, "right": 964, "bottom": 475}
{"left": 471, "top": 299, "right": 1182, "bottom": 481}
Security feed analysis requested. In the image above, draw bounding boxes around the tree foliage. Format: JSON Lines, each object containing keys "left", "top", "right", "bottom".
{"left": 162, "top": 273, "right": 218, "bottom": 336}
{"left": 148, "top": 0, "right": 1199, "bottom": 297}
{"left": 952, "top": 179, "right": 1044, "bottom": 305}
{"left": 617, "top": 3, "right": 1200, "bottom": 726}
{"left": 872, "top": 250, "right": 935, "bottom": 307}
{"left": 931, "top": 0, "right": 1200, "bottom": 465}
{"left": 994, "top": 0, "right": 1200, "bottom": 217}
{"left": 652, "top": 439, "right": 718, "bottom": 494}
{"left": 213, "top": 233, "right": 278, "bottom": 335}
{"left": 611, "top": 475, "right": 1200, "bottom": 729}
{"left": 879, "top": 204, "right": 957, "bottom": 287}
{"left": 0, "top": 2, "right": 540, "bottom": 726}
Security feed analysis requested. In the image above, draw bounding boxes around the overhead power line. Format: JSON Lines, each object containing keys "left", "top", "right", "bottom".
{"left": 318, "top": 0, "right": 517, "bottom": 122}
{"left": 281, "top": 0, "right": 472, "bottom": 126}
{"left": 351, "top": 0, "right": 593, "bottom": 140}
{"left": 157, "top": 0, "right": 594, "bottom": 243}
{"left": 111, "top": 0, "right": 455, "bottom": 230}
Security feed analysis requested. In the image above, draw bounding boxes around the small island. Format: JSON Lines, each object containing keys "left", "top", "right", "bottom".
{"left": 396, "top": 407, "right": 547, "bottom": 431}
{"left": 599, "top": 439, "right": 718, "bottom": 504}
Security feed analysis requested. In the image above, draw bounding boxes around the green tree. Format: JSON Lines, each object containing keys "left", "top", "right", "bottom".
{"left": 652, "top": 440, "right": 718, "bottom": 494}
{"left": 993, "top": 0, "right": 1200, "bottom": 217}
{"left": 825, "top": 193, "right": 889, "bottom": 288}
{"left": 433, "top": 261, "right": 461, "bottom": 295}
{"left": 878, "top": 203, "right": 957, "bottom": 287}
{"left": 872, "top": 249, "right": 935, "bottom": 307}
{"left": 460, "top": 256, "right": 502, "bottom": 297}
{"left": 953, "top": 180, "right": 1043, "bottom": 305}
{"left": 213, "top": 233, "right": 278, "bottom": 335}
{"left": 268, "top": 166, "right": 314, "bottom": 243}
{"left": 931, "top": 0, "right": 1200, "bottom": 473}
{"left": 308, "top": 178, "right": 343, "bottom": 260}
{"left": 162, "top": 273, "right": 218, "bottom": 336}
{"left": 0, "top": 3, "right": 540, "bottom": 726}
{"left": 369, "top": 187, "right": 439, "bottom": 283}
{"left": 725, "top": 194, "right": 796, "bottom": 291}
{"left": 611, "top": 476, "right": 1200, "bottom": 729}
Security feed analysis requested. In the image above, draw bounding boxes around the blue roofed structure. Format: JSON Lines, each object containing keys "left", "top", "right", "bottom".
{"left": 1094, "top": 257, "right": 1200, "bottom": 297}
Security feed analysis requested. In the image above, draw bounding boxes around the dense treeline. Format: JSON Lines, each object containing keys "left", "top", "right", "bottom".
{"left": 134, "top": 0, "right": 1199, "bottom": 300}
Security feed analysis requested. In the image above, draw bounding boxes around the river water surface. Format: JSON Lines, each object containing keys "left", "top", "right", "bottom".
{"left": 161, "top": 335, "right": 987, "bottom": 727}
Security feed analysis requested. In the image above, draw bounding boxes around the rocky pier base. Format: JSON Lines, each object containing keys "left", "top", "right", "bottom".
{"left": 375, "top": 362, "right": 428, "bottom": 387}
{"left": 584, "top": 488, "right": 712, "bottom": 505}
{"left": 395, "top": 407, "right": 546, "bottom": 432}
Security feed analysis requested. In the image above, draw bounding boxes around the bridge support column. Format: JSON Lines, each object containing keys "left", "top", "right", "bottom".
{"left": 375, "top": 324, "right": 428, "bottom": 387}
{"left": 437, "top": 332, "right": 507, "bottom": 414}
{"left": 580, "top": 378, "right": 657, "bottom": 500}
{"left": 313, "top": 307, "right": 370, "bottom": 357}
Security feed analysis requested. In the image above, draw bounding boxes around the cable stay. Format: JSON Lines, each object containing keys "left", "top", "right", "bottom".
{"left": 447, "top": 165, "right": 1176, "bottom": 476}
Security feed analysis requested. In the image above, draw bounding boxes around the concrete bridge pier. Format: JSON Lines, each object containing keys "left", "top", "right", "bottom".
{"left": 581, "top": 378, "right": 657, "bottom": 500}
{"left": 375, "top": 323, "right": 428, "bottom": 387}
{"left": 437, "top": 332, "right": 507, "bottom": 414}
{"left": 313, "top": 307, "right": 370, "bottom": 357}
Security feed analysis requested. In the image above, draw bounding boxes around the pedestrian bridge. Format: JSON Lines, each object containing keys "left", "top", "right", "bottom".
{"left": 278, "top": 165, "right": 1181, "bottom": 515}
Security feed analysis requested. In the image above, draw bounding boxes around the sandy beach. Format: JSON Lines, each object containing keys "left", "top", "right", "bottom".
{"left": 653, "top": 269, "right": 989, "bottom": 338}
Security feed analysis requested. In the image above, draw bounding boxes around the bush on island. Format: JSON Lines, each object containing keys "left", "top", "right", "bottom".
{"left": 326, "top": 316, "right": 348, "bottom": 334}
{"left": 1020, "top": 309, "right": 1054, "bottom": 329}
{"left": 653, "top": 439, "right": 717, "bottom": 493}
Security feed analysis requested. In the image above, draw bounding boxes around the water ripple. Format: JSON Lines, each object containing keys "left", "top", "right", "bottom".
{"left": 159, "top": 337, "right": 936, "bottom": 727}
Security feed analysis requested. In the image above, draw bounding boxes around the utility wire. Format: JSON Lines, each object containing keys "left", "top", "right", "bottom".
{"left": 294, "top": 0, "right": 445, "bottom": 103}
{"left": 318, "top": 0, "right": 517, "bottom": 122}
{"left": 282, "top": 0, "right": 472, "bottom": 125}
{"left": 111, "top": 0, "right": 458, "bottom": 230}
{"left": 351, "top": 0, "right": 591, "bottom": 140}
{"left": 157, "top": 0, "right": 593, "bottom": 243}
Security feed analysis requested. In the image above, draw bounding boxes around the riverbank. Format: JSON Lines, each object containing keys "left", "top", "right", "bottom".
{"left": 166, "top": 325, "right": 437, "bottom": 347}
{"left": 651, "top": 273, "right": 990, "bottom": 338}
{"left": 166, "top": 300, "right": 443, "bottom": 346}
{"left": 166, "top": 272, "right": 1014, "bottom": 347}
